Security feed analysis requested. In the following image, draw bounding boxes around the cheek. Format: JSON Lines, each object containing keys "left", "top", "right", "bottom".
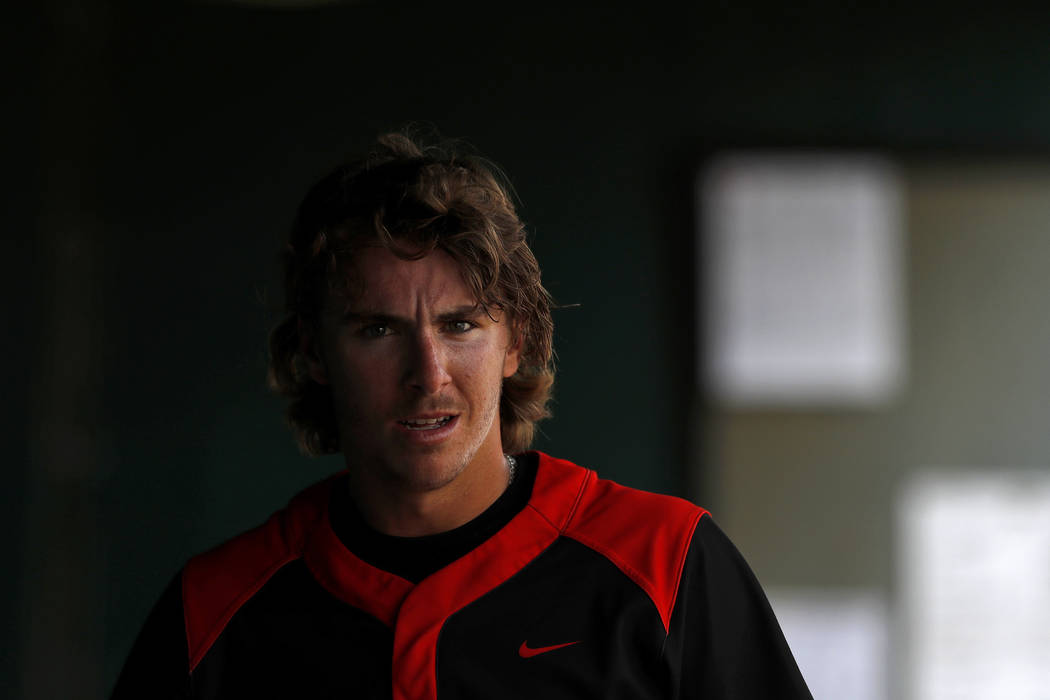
{"left": 446, "top": 343, "right": 502, "bottom": 394}
{"left": 326, "top": 347, "right": 396, "bottom": 404}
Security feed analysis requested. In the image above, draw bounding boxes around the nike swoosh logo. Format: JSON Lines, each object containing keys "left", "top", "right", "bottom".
{"left": 518, "top": 640, "right": 581, "bottom": 658}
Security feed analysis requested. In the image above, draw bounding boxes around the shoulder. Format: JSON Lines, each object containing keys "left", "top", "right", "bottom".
{"left": 531, "top": 452, "right": 708, "bottom": 632}
{"left": 181, "top": 474, "right": 340, "bottom": 671}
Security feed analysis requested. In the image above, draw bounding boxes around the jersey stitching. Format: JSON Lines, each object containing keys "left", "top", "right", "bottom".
{"left": 664, "top": 510, "right": 706, "bottom": 636}
{"left": 525, "top": 466, "right": 591, "bottom": 533}
{"left": 525, "top": 502, "right": 560, "bottom": 531}
{"left": 560, "top": 469, "right": 593, "bottom": 532}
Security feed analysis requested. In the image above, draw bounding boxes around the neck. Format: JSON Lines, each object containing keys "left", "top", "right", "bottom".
{"left": 347, "top": 450, "right": 512, "bottom": 537}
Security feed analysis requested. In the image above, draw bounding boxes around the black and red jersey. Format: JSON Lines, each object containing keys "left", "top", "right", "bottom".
{"left": 112, "top": 452, "right": 811, "bottom": 699}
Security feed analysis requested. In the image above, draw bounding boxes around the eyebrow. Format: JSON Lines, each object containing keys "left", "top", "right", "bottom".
{"left": 342, "top": 304, "right": 486, "bottom": 324}
{"left": 436, "top": 305, "right": 487, "bottom": 323}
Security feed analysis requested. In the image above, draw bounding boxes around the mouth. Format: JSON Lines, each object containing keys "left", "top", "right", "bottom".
{"left": 397, "top": 415, "right": 457, "bottom": 431}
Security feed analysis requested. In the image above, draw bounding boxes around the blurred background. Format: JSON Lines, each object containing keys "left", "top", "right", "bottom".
{"left": 9, "top": 1, "right": 1050, "bottom": 698}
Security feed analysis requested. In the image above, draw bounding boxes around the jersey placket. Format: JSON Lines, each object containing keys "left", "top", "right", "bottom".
{"left": 390, "top": 505, "right": 561, "bottom": 700}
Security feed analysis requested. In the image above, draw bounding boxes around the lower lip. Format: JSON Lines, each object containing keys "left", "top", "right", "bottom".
{"left": 395, "top": 415, "right": 459, "bottom": 444}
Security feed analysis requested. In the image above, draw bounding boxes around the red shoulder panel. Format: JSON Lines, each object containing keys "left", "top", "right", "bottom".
{"left": 181, "top": 476, "right": 335, "bottom": 672}
{"left": 562, "top": 473, "right": 706, "bottom": 633}
{"left": 525, "top": 453, "right": 592, "bottom": 530}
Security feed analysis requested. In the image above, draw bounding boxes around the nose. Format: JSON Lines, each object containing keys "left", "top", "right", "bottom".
{"left": 405, "top": 328, "right": 452, "bottom": 395}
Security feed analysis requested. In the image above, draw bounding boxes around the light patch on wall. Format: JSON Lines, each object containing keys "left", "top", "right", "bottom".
{"left": 899, "top": 470, "right": 1050, "bottom": 700}
{"left": 699, "top": 153, "right": 904, "bottom": 406}
{"left": 769, "top": 588, "right": 889, "bottom": 700}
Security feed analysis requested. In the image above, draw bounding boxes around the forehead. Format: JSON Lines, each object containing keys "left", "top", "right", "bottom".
{"left": 336, "top": 246, "right": 477, "bottom": 309}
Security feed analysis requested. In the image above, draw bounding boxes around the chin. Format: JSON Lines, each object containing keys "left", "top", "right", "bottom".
{"left": 394, "top": 453, "right": 470, "bottom": 492}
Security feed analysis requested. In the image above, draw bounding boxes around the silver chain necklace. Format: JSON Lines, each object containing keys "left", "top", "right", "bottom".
{"left": 504, "top": 453, "right": 517, "bottom": 486}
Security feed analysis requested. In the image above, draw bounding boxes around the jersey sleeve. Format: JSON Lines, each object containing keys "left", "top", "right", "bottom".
{"left": 110, "top": 572, "right": 191, "bottom": 700}
{"left": 663, "top": 514, "right": 813, "bottom": 699}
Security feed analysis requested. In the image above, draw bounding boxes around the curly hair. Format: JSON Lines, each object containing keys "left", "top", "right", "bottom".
{"left": 268, "top": 132, "right": 554, "bottom": 457}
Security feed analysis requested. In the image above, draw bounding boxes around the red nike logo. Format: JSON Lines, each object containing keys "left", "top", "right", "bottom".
{"left": 518, "top": 640, "right": 580, "bottom": 658}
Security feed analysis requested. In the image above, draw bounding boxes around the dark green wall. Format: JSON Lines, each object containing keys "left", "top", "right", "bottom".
{"left": 13, "top": 2, "right": 1050, "bottom": 697}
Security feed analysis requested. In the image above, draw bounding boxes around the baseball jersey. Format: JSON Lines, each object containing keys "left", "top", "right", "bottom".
{"left": 112, "top": 452, "right": 811, "bottom": 699}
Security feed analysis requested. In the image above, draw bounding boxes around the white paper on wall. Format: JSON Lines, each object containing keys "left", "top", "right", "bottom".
{"left": 699, "top": 153, "right": 904, "bottom": 406}
{"left": 768, "top": 588, "right": 889, "bottom": 700}
{"left": 899, "top": 470, "right": 1050, "bottom": 700}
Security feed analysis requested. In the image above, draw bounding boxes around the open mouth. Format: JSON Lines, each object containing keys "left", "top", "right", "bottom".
{"left": 398, "top": 415, "right": 455, "bottom": 431}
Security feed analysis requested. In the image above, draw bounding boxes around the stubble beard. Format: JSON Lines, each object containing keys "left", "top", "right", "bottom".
{"left": 407, "top": 381, "right": 503, "bottom": 493}
{"left": 347, "top": 379, "right": 505, "bottom": 496}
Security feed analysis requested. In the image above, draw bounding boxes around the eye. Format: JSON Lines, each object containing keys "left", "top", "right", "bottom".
{"left": 447, "top": 320, "right": 477, "bottom": 334}
{"left": 361, "top": 324, "right": 392, "bottom": 338}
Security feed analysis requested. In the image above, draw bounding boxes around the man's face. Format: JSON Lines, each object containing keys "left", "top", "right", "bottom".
{"left": 308, "top": 246, "right": 520, "bottom": 492}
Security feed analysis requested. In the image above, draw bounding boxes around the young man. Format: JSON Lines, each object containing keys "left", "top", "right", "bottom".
{"left": 113, "top": 133, "right": 812, "bottom": 698}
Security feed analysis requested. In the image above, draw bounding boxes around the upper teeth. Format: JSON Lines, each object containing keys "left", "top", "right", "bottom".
{"left": 403, "top": 417, "right": 449, "bottom": 425}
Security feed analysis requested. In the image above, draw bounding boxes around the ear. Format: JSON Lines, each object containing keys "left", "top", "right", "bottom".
{"left": 298, "top": 317, "right": 330, "bottom": 385}
{"left": 503, "top": 329, "right": 523, "bottom": 379}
